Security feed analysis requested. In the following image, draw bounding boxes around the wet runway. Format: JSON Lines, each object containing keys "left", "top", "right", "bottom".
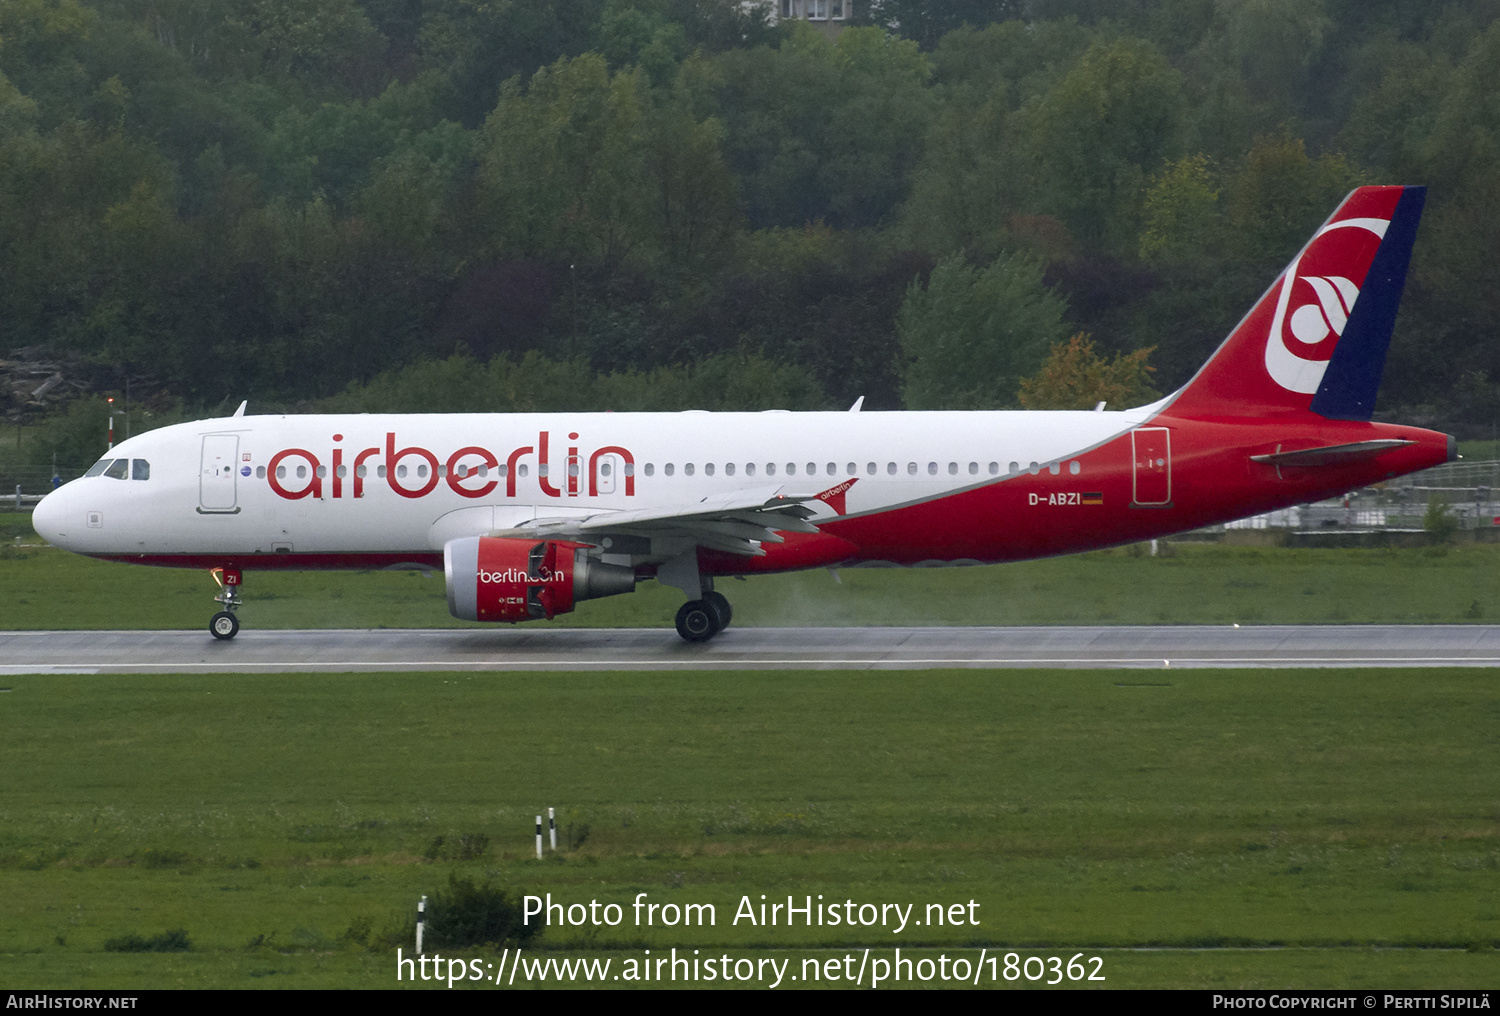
{"left": 4, "top": 625, "right": 1500, "bottom": 674}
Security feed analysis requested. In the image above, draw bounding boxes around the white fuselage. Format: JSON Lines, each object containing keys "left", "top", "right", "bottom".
{"left": 35, "top": 408, "right": 1156, "bottom": 561}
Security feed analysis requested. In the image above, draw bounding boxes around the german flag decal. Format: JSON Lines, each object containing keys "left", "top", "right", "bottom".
{"left": 1081, "top": 492, "right": 1104, "bottom": 505}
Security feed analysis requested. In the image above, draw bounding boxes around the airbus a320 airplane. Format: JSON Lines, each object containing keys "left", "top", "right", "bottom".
{"left": 33, "top": 186, "right": 1452, "bottom": 642}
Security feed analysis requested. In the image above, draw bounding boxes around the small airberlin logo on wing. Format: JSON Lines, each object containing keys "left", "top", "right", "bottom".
{"left": 814, "top": 478, "right": 858, "bottom": 515}
{"left": 1264, "top": 215, "right": 1389, "bottom": 394}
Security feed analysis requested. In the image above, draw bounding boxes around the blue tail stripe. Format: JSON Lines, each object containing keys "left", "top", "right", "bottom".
{"left": 1310, "top": 185, "right": 1426, "bottom": 421}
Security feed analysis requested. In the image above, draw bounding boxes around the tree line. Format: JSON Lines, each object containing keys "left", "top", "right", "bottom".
{"left": 3, "top": 0, "right": 1499, "bottom": 472}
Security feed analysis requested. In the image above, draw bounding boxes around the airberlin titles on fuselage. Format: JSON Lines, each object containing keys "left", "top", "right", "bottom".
{"left": 264, "top": 431, "right": 637, "bottom": 502}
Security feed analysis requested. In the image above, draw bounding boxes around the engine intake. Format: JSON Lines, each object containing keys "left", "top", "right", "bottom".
{"left": 444, "top": 537, "right": 636, "bottom": 622}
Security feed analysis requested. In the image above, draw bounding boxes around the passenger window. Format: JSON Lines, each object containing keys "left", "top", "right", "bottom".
{"left": 685, "top": 463, "right": 695, "bottom": 476}
{"left": 927, "top": 462, "right": 937, "bottom": 475}
{"left": 276, "top": 465, "right": 287, "bottom": 479}
{"left": 907, "top": 462, "right": 918, "bottom": 475}
{"left": 745, "top": 463, "right": 755, "bottom": 476}
{"left": 867, "top": 463, "right": 876, "bottom": 475}
{"left": 786, "top": 463, "right": 796, "bottom": 476}
{"left": 766, "top": 463, "right": 776, "bottom": 476}
{"left": 827, "top": 463, "right": 836, "bottom": 476}
{"left": 1069, "top": 460, "right": 1081, "bottom": 475}
{"left": 85, "top": 459, "right": 112, "bottom": 477}
{"left": 807, "top": 463, "right": 817, "bottom": 475}
{"left": 132, "top": 459, "right": 150, "bottom": 480}
{"left": 704, "top": 463, "right": 714, "bottom": 476}
{"left": 886, "top": 462, "right": 896, "bottom": 475}
{"left": 725, "top": 462, "right": 735, "bottom": 476}
{"left": 256, "top": 466, "right": 266, "bottom": 479}
{"left": 644, "top": 464, "right": 655, "bottom": 476}
{"left": 847, "top": 463, "right": 857, "bottom": 475}
{"left": 378, "top": 465, "right": 388, "bottom": 478}
{"left": 1009, "top": 462, "right": 1019, "bottom": 474}
{"left": 990, "top": 462, "right": 1001, "bottom": 475}
{"left": 104, "top": 459, "right": 129, "bottom": 480}
{"left": 665, "top": 463, "right": 675, "bottom": 476}
{"left": 968, "top": 462, "right": 978, "bottom": 475}
{"left": 1049, "top": 462, "right": 1060, "bottom": 475}
{"left": 599, "top": 463, "right": 610, "bottom": 477}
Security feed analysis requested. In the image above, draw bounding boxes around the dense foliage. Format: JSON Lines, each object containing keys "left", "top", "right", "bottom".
{"left": 419, "top": 876, "right": 543, "bottom": 950}
{"left": 3, "top": 0, "right": 1498, "bottom": 461}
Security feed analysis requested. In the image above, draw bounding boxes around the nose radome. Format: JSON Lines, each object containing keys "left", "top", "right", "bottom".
{"left": 31, "top": 487, "right": 70, "bottom": 547}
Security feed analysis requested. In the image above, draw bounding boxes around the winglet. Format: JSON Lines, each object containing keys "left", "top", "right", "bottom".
{"left": 232, "top": 400, "right": 247, "bottom": 417}
{"left": 813, "top": 477, "right": 858, "bottom": 515}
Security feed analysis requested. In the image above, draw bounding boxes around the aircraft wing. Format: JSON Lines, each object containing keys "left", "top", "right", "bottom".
{"left": 494, "top": 486, "right": 822, "bottom": 556}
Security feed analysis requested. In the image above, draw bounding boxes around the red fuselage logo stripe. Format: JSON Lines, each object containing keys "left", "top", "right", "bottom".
{"left": 263, "top": 432, "right": 635, "bottom": 502}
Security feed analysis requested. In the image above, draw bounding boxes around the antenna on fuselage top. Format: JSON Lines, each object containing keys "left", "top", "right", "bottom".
{"left": 232, "top": 400, "right": 247, "bottom": 417}
{"left": 848, "top": 396, "right": 864, "bottom": 412}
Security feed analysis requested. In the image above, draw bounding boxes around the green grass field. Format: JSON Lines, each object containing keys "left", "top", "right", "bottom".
{"left": 4, "top": 511, "right": 1500, "bottom": 630}
{"left": 0, "top": 668, "right": 1495, "bottom": 988}
{"left": 4, "top": 512, "right": 1498, "bottom": 988}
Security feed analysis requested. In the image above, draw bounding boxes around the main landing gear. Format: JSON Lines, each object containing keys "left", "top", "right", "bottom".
{"left": 209, "top": 567, "right": 243, "bottom": 640}
{"left": 675, "top": 590, "right": 733, "bottom": 643}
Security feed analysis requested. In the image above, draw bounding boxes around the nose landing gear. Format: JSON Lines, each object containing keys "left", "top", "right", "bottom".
{"left": 209, "top": 567, "right": 243, "bottom": 640}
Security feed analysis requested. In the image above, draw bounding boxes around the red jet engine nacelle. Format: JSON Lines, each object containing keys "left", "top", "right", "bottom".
{"left": 444, "top": 536, "right": 636, "bottom": 622}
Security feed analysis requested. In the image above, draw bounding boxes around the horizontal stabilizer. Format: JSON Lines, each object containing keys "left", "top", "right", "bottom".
{"left": 1249, "top": 439, "right": 1413, "bottom": 467}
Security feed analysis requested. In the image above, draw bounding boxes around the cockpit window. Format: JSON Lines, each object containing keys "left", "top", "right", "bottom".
{"left": 85, "top": 458, "right": 113, "bottom": 477}
{"left": 103, "top": 459, "right": 129, "bottom": 480}
{"left": 132, "top": 459, "right": 150, "bottom": 481}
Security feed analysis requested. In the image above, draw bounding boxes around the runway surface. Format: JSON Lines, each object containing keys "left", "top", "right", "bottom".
{"left": 4, "top": 625, "right": 1500, "bottom": 674}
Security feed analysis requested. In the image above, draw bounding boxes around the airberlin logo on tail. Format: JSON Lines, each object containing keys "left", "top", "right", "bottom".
{"left": 265, "top": 431, "right": 636, "bottom": 502}
{"left": 1264, "top": 215, "right": 1390, "bottom": 394}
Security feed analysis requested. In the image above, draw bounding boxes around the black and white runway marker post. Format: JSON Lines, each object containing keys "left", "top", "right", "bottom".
{"left": 416, "top": 894, "right": 427, "bottom": 955}
{"left": 535, "top": 815, "right": 543, "bottom": 860}
{"left": 548, "top": 807, "right": 557, "bottom": 852}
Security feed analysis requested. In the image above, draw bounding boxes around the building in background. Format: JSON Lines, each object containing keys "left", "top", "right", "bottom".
{"left": 744, "top": 0, "right": 860, "bottom": 38}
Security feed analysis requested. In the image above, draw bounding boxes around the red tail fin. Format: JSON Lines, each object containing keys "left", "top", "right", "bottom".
{"left": 1165, "top": 185, "right": 1425, "bottom": 421}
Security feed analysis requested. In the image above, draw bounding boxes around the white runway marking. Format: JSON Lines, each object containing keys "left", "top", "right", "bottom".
{"left": 4, "top": 625, "right": 1500, "bottom": 673}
